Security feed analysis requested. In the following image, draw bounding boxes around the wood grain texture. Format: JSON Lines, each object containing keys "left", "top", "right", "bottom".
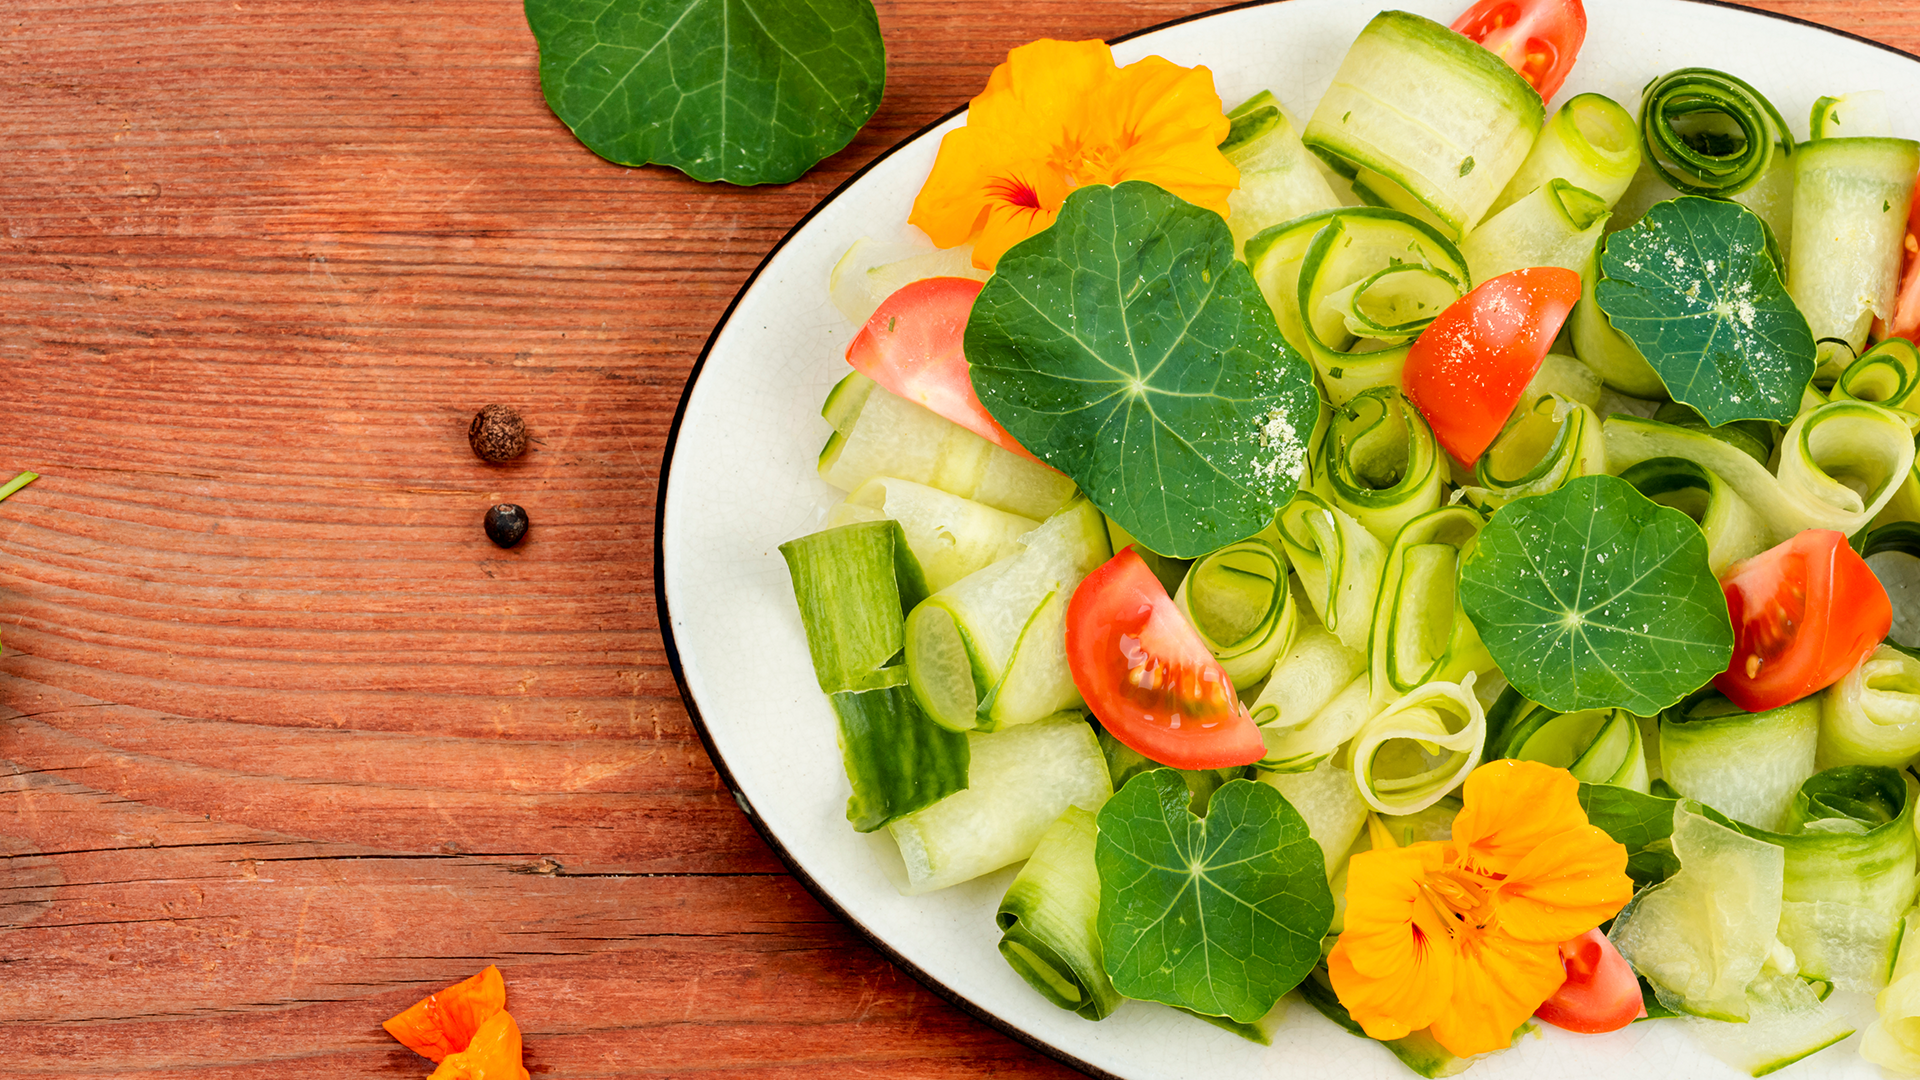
{"left": 0, "top": 1, "right": 1909, "bottom": 1076}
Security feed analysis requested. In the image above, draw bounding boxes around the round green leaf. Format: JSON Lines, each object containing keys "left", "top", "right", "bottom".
{"left": 965, "top": 181, "right": 1321, "bottom": 559}
{"left": 525, "top": 0, "right": 885, "bottom": 185}
{"left": 1095, "top": 771, "right": 1332, "bottom": 1023}
{"left": 1596, "top": 196, "right": 1815, "bottom": 425}
{"left": 1459, "top": 474, "right": 1734, "bottom": 717}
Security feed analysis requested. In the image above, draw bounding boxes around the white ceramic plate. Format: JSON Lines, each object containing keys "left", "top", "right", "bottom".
{"left": 659, "top": 3, "right": 1920, "bottom": 1077}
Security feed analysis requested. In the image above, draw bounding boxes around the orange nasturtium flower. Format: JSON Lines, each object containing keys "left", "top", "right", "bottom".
{"left": 909, "top": 38, "right": 1239, "bottom": 271}
{"left": 1329, "top": 760, "right": 1633, "bottom": 1057}
{"left": 385, "top": 964, "right": 528, "bottom": 1078}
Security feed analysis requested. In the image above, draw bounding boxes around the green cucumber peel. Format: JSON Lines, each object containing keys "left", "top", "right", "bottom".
{"left": 780, "top": 519, "right": 929, "bottom": 693}
{"left": 967, "top": 182, "right": 1321, "bottom": 558}
{"left": 1597, "top": 196, "right": 1816, "bottom": 425}
{"left": 524, "top": 0, "right": 884, "bottom": 185}
{"left": 1095, "top": 770, "right": 1332, "bottom": 1023}
{"left": 1458, "top": 474, "right": 1733, "bottom": 718}
{"left": 831, "top": 681, "right": 968, "bottom": 832}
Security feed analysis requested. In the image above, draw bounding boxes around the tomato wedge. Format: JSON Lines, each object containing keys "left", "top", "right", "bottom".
{"left": 1450, "top": 0, "right": 1587, "bottom": 101}
{"left": 844, "top": 276, "right": 1041, "bottom": 463}
{"left": 1714, "top": 530, "right": 1892, "bottom": 713}
{"left": 1534, "top": 929, "right": 1644, "bottom": 1034}
{"left": 1401, "top": 266, "right": 1582, "bottom": 465}
{"left": 1065, "top": 547, "right": 1264, "bottom": 770}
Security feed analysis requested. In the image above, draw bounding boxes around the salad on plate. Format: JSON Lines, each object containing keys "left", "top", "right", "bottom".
{"left": 764, "top": 0, "right": 1920, "bottom": 1075}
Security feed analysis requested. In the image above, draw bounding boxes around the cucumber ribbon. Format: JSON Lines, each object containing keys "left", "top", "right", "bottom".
{"left": 1660, "top": 691, "right": 1819, "bottom": 832}
{"left": 1349, "top": 675, "right": 1486, "bottom": 815}
{"left": 1820, "top": 644, "right": 1920, "bottom": 768}
{"left": 1316, "top": 386, "right": 1446, "bottom": 544}
{"left": 995, "top": 806, "right": 1122, "bottom": 1020}
{"left": 1606, "top": 400, "right": 1917, "bottom": 544}
{"left": 1618, "top": 456, "right": 1771, "bottom": 574}
{"left": 1368, "top": 506, "right": 1494, "bottom": 704}
{"left": 1486, "top": 685, "right": 1650, "bottom": 792}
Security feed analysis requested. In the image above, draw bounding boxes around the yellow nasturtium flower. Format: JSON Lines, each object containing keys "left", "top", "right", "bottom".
{"left": 908, "top": 38, "right": 1239, "bottom": 271}
{"left": 1329, "top": 759, "right": 1633, "bottom": 1057}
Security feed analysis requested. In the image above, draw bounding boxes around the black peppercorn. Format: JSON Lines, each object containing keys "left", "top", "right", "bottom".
{"left": 469, "top": 404, "right": 528, "bottom": 463}
{"left": 484, "top": 503, "right": 529, "bottom": 548}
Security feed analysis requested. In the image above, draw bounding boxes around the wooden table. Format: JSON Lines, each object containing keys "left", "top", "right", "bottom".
{"left": 0, "top": 1, "right": 1908, "bottom": 1076}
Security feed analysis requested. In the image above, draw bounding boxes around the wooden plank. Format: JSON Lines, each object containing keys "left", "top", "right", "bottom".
{"left": 0, "top": 1, "right": 1909, "bottom": 1076}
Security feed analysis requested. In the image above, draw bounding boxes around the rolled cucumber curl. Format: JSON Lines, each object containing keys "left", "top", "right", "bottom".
{"left": 1489, "top": 92, "right": 1642, "bottom": 217}
{"left": 1638, "top": 68, "right": 1793, "bottom": 198}
{"left": 1275, "top": 492, "right": 1388, "bottom": 654}
{"left": 1317, "top": 386, "right": 1446, "bottom": 545}
{"left": 1834, "top": 337, "right": 1920, "bottom": 413}
{"left": 1173, "top": 536, "right": 1298, "bottom": 689}
{"left": 1465, "top": 393, "right": 1606, "bottom": 511}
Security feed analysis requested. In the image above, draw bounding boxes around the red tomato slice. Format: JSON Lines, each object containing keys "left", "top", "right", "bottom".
{"left": 844, "top": 276, "right": 1042, "bottom": 463}
{"left": 1880, "top": 180, "right": 1920, "bottom": 343}
{"left": 1450, "top": 0, "right": 1587, "bottom": 101}
{"left": 1714, "top": 529, "right": 1892, "bottom": 713}
{"left": 1065, "top": 548, "right": 1264, "bottom": 770}
{"left": 1534, "top": 929, "right": 1644, "bottom": 1034}
{"left": 1401, "top": 266, "right": 1581, "bottom": 465}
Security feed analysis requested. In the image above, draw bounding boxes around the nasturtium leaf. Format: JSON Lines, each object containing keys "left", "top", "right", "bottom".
{"left": 1095, "top": 770, "right": 1332, "bottom": 1022}
{"left": 1596, "top": 196, "right": 1815, "bottom": 425}
{"left": 524, "top": 0, "right": 885, "bottom": 185}
{"left": 1458, "top": 474, "right": 1734, "bottom": 718}
{"left": 965, "top": 181, "right": 1322, "bottom": 559}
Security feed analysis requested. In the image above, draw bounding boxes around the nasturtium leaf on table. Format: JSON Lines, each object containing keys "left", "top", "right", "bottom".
{"left": 1596, "top": 196, "right": 1815, "bottom": 425}
{"left": 1095, "top": 770, "right": 1332, "bottom": 1022}
{"left": 965, "top": 181, "right": 1321, "bottom": 559}
{"left": 1459, "top": 474, "right": 1734, "bottom": 718}
{"left": 524, "top": 0, "right": 885, "bottom": 185}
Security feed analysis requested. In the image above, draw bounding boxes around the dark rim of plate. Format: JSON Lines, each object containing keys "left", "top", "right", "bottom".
{"left": 652, "top": 3, "right": 1920, "bottom": 1078}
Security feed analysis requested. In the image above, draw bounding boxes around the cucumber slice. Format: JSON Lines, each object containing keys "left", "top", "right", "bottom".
{"left": 1489, "top": 92, "right": 1642, "bottom": 217}
{"left": 905, "top": 500, "right": 1110, "bottom": 732}
{"left": 828, "top": 236, "right": 986, "bottom": 328}
{"left": 832, "top": 477, "right": 1038, "bottom": 592}
{"left": 1223, "top": 91, "right": 1342, "bottom": 255}
{"left": 889, "top": 713, "right": 1111, "bottom": 895}
{"left": 820, "top": 381, "right": 1078, "bottom": 521}
{"left": 1820, "top": 644, "right": 1920, "bottom": 768}
{"left": 1260, "top": 672, "right": 1375, "bottom": 775}
{"left": 1276, "top": 493, "right": 1388, "bottom": 653}
{"left": 996, "top": 806, "right": 1120, "bottom": 1020}
{"left": 1610, "top": 802, "right": 1787, "bottom": 1021}
{"left": 1303, "top": 11, "right": 1543, "bottom": 240}
{"left": 831, "top": 680, "right": 969, "bottom": 832}
{"left": 1835, "top": 336, "right": 1920, "bottom": 412}
{"left": 1294, "top": 210, "right": 1470, "bottom": 405}
{"left": 1174, "top": 537, "right": 1297, "bottom": 689}
{"left": 1789, "top": 137, "right": 1920, "bottom": 371}
{"left": 1618, "top": 456, "right": 1772, "bottom": 575}
{"left": 1461, "top": 178, "right": 1609, "bottom": 285}
{"left": 1262, "top": 762, "right": 1367, "bottom": 879}
{"left": 1605, "top": 402, "right": 1917, "bottom": 544}
{"left": 822, "top": 370, "right": 877, "bottom": 434}
{"left": 1250, "top": 627, "right": 1367, "bottom": 730}
{"left": 1661, "top": 692, "right": 1819, "bottom": 831}
{"left": 1810, "top": 90, "right": 1894, "bottom": 141}
{"left": 1350, "top": 676, "right": 1485, "bottom": 815}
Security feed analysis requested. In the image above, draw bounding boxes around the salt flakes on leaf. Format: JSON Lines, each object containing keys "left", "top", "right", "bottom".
{"left": 965, "top": 181, "right": 1321, "bottom": 559}
{"left": 1596, "top": 196, "right": 1815, "bottom": 425}
{"left": 1458, "top": 475, "right": 1733, "bottom": 718}
{"left": 1095, "top": 771, "right": 1332, "bottom": 1023}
